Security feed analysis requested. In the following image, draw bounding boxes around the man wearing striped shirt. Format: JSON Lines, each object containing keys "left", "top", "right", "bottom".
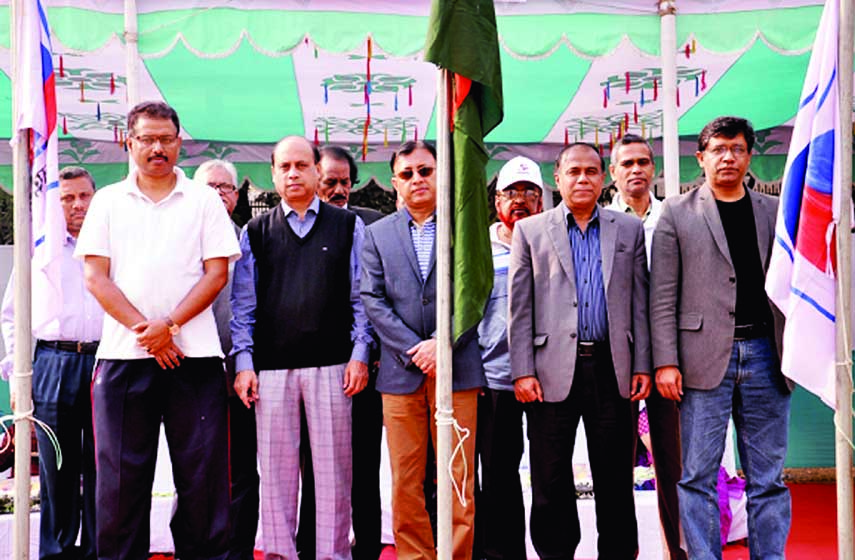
{"left": 508, "top": 143, "right": 651, "bottom": 559}
{"left": 475, "top": 157, "right": 543, "bottom": 560}
{"left": 360, "top": 141, "right": 485, "bottom": 560}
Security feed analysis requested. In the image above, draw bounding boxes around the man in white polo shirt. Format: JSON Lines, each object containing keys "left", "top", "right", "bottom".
{"left": 75, "top": 101, "right": 240, "bottom": 560}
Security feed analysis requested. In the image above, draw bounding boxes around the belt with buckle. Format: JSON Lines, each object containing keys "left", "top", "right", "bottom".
{"left": 37, "top": 339, "right": 99, "bottom": 355}
{"left": 577, "top": 341, "right": 604, "bottom": 358}
{"left": 733, "top": 324, "right": 768, "bottom": 341}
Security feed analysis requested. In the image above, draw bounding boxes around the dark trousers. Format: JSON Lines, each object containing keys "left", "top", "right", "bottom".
{"left": 527, "top": 345, "right": 638, "bottom": 560}
{"left": 32, "top": 346, "right": 97, "bottom": 560}
{"left": 227, "top": 394, "right": 259, "bottom": 560}
{"left": 643, "top": 385, "right": 688, "bottom": 560}
{"left": 475, "top": 389, "right": 527, "bottom": 560}
{"left": 92, "top": 358, "right": 230, "bottom": 560}
{"left": 297, "top": 385, "right": 384, "bottom": 560}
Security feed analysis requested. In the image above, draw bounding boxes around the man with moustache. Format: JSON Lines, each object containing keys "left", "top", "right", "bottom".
{"left": 361, "top": 141, "right": 485, "bottom": 560}
{"left": 194, "top": 160, "right": 258, "bottom": 560}
{"left": 297, "top": 144, "right": 384, "bottom": 560}
{"left": 231, "top": 136, "right": 371, "bottom": 559}
{"left": 508, "top": 143, "right": 651, "bottom": 559}
{"left": 650, "top": 116, "right": 791, "bottom": 558}
{"left": 475, "top": 156, "right": 543, "bottom": 560}
{"left": 75, "top": 101, "right": 240, "bottom": 560}
{"left": 1, "top": 166, "right": 102, "bottom": 560}
{"left": 317, "top": 145, "right": 384, "bottom": 225}
{"left": 607, "top": 134, "right": 686, "bottom": 560}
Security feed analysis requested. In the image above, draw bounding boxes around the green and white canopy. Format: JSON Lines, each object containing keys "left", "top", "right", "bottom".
{"left": 0, "top": 0, "right": 851, "bottom": 192}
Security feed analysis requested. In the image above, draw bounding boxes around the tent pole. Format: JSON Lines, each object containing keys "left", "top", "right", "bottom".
{"left": 124, "top": 0, "right": 139, "bottom": 171}
{"left": 434, "top": 67, "right": 454, "bottom": 560}
{"left": 658, "top": 0, "right": 680, "bottom": 198}
{"left": 10, "top": 1, "right": 33, "bottom": 558}
{"left": 835, "top": 1, "right": 854, "bottom": 559}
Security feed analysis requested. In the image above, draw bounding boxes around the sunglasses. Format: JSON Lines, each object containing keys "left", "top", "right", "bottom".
{"left": 395, "top": 166, "right": 435, "bottom": 181}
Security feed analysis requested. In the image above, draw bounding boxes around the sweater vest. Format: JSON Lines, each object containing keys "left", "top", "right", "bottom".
{"left": 247, "top": 203, "right": 355, "bottom": 370}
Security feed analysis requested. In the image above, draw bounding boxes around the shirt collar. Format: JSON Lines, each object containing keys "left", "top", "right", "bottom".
{"left": 612, "top": 191, "right": 653, "bottom": 222}
{"left": 280, "top": 195, "right": 320, "bottom": 218}
{"left": 123, "top": 166, "right": 189, "bottom": 200}
{"left": 562, "top": 203, "right": 599, "bottom": 231}
{"left": 489, "top": 222, "right": 510, "bottom": 250}
{"left": 403, "top": 208, "right": 436, "bottom": 227}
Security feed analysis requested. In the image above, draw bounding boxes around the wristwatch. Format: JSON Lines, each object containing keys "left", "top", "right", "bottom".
{"left": 165, "top": 316, "right": 181, "bottom": 336}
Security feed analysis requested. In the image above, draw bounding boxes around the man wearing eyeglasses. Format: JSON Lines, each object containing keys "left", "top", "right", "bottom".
{"left": 75, "top": 101, "right": 240, "bottom": 560}
{"left": 475, "top": 156, "right": 543, "bottom": 559}
{"left": 508, "top": 143, "right": 650, "bottom": 559}
{"left": 231, "top": 136, "right": 371, "bottom": 560}
{"left": 650, "top": 116, "right": 791, "bottom": 558}
{"left": 361, "top": 140, "right": 485, "bottom": 560}
{"left": 194, "top": 160, "right": 259, "bottom": 560}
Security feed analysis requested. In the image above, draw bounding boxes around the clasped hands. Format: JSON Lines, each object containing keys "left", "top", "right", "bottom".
{"left": 132, "top": 318, "right": 184, "bottom": 370}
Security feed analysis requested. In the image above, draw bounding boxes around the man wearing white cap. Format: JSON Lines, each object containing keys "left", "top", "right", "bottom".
{"left": 475, "top": 156, "right": 543, "bottom": 559}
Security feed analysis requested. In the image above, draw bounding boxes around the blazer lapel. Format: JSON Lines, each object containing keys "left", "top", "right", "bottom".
{"left": 751, "top": 190, "right": 772, "bottom": 268}
{"left": 700, "top": 183, "right": 733, "bottom": 268}
{"left": 546, "top": 207, "right": 576, "bottom": 285}
{"left": 599, "top": 210, "right": 617, "bottom": 294}
{"left": 394, "top": 211, "right": 423, "bottom": 282}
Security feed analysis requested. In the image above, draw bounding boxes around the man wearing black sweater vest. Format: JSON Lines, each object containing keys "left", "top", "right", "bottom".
{"left": 231, "top": 136, "right": 372, "bottom": 559}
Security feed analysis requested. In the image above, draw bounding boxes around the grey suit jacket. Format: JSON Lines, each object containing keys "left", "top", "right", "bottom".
{"left": 649, "top": 184, "right": 789, "bottom": 391}
{"left": 508, "top": 205, "right": 651, "bottom": 402}
{"left": 360, "top": 210, "right": 485, "bottom": 395}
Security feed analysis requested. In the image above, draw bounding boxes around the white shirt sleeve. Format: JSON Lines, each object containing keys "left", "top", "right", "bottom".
{"left": 200, "top": 190, "right": 241, "bottom": 263}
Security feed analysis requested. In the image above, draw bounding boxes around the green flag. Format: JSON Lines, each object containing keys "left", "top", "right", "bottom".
{"left": 425, "top": 0, "right": 504, "bottom": 342}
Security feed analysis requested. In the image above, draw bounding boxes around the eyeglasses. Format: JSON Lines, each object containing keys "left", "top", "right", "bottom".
{"left": 131, "top": 135, "right": 179, "bottom": 147}
{"left": 395, "top": 166, "right": 435, "bottom": 181}
{"left": 208, "top": 182, "right": 236, "bottom": 193}
{"left": 706, "top": 145, "right": 748, "bottom": 157}
{"left": 498, "top": 189, "right": 540, "bottom": 202}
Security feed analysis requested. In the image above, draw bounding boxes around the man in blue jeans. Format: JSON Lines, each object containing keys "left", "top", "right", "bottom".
{"left": 650, "top": 116, "right": 792, "bottom": 559}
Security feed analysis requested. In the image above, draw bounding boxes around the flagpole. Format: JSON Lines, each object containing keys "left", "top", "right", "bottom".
{"left": 835, "top": 0, "right": 854, "bottom": 558}
{"left": 434, "top": 66, "right": 454, "bottom": 560}
{"left": 10, "top": 0, "right": 34, "bottom": 557}
{"left": 658, "top": 0, "right": 680, "bottom": 198}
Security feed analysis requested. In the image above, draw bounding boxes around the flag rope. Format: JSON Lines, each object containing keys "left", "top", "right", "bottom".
{"left": 435, "top": 405, "right": 470, "bottom": 507}
{"left": 0, "top": 370, "right": 63, "bottom": 471}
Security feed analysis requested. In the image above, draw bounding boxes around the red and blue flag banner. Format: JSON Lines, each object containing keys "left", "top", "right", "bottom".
{"left": 13, "top": 0, "right": 65, "bottom": 330}
{"left": 765, "top": 0, "right": 840, "bottom": 408}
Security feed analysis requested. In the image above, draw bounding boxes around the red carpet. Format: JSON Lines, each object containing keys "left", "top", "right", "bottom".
{"left": 723, "top": 482, "right": 837, "bottom": 560}
{"left": 150, "top": 483, "right": 839, "bottom": 559}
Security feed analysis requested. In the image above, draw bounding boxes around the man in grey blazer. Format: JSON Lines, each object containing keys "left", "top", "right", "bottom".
{"left": 650, "top": 116, "right": 791, "bottom": 559}
{"left": 361, "top": 140, "right": 485, "bottom": 560}
{"left": 508, "top": 142, "right": 651, "bottom": 559}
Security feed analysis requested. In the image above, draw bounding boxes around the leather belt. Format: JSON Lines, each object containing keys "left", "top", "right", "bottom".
{"left": 577, "top": 341, "right": 606, "bottom": 358}
{"left": 37, "top": 339, "right": 99, "bottom": 355}
{"left": 733, "top": 324, "right": 769, "bottom": 341}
